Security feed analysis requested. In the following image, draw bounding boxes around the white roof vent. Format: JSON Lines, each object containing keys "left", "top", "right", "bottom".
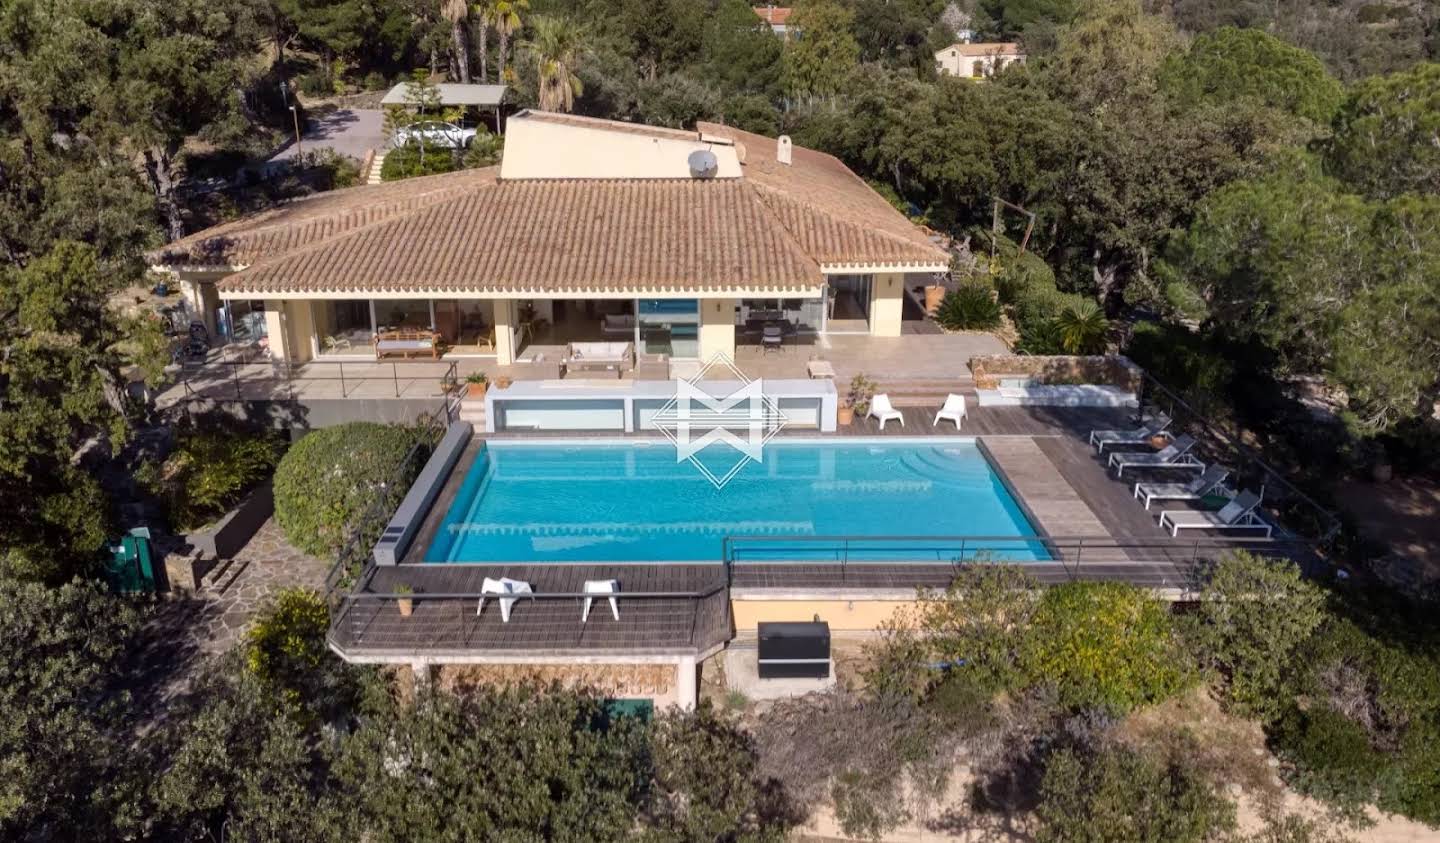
{"left": 688, "top": 149, "right": 719, "bottom": 179}
{"left": 777, "top": 135, "right": 793, "bottom": 165}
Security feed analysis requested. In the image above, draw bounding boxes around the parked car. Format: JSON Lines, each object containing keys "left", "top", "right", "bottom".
{"left": 392, "top": 121, "right": 477, "bottom": 149}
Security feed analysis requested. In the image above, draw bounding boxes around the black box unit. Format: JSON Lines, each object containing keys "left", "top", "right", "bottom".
{"left": 757, "top": 621, "right": 831, "bottom": 679}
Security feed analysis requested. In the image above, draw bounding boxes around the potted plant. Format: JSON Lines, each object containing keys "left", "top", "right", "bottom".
{"left": 837, "top": 402, "right": 855, "bottom": 426}
{"left": 395, "top": 584, "right": 414, "bottom": 617}
{"left": 465, "top": 371, "right": 489, "bottom": 399}
{"left": 848, "top": 373, "right": 877, "bottom": 419}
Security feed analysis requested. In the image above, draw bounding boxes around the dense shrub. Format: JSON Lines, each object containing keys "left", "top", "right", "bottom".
{"left": 1022, "top": 582, "right": 1191, "bottom": 713}
{"left": 1037, "top": 742, "right": 1236, "bottom": 843}
{"left": 1270, "top": 703, "right": 1385, "bottom": 817}
{"left": 993, "top": 245, "right": 1058, "bottom": 306}
{"left": 461, "top": 130, "right": 502, "bottom": 168}
{"left": 1053, "top": 300, "right": 1109, "bottom": 354}
{"left": 140, "top": 429, "right": 281, "bottom": 531}
{"left": 1126, "top": 321, "right": 1235, "bottom": 417}
{"left": 245, "top": 588, "right": 339, "bottom": 710}
{"left": 272, "top": 422, "right": 426, "bottom": 557}
{"left": 380, "top": 142, "right": 459, "bottom": 181}
{"left": 935, "top": 284, "right": 1002, "bottom": 330}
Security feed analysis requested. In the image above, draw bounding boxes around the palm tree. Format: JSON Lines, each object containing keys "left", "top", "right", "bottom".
{"left": 1055, "top": 300, "right": 1110, "bottom": 355}
{"left": 442, "top": 0, "right": 471, "bottom": 83}
{"left": 493, "top": 0, "right": 529, "bottom": 83}
{"left": 473, "top": 0, "right": 495, "bottom": 83}
{"left": 522, "top": 15, "right": 588, "bottom": 113}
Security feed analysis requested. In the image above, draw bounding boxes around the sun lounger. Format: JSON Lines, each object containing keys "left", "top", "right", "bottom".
{"left": 477, "top": 576, "right": 533, "bottom": 622}
{"left": 1107, "top": 434, "right": 1201, "bottom": 478}
{"left": 933, "top": 394, "right": 967, "bottom": 430}
{"left": 1088, "top": 413, "right": 1172, "bottom": 453}
{"left": 1159, "top": 490, "right": 1270, "bottom": 537}
{"left": 869, "top": 394, "right": 904, "bottom": 430}
{"left": 1133, "top": 465, "right": 1229, "bottom": 510}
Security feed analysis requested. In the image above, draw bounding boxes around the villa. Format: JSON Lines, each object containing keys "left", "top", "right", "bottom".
{"left": 151, "top": 113, "right": 1312, "bottom": 712}
{"left": 934, "top": 42, "right": 1026, "bottom": 78}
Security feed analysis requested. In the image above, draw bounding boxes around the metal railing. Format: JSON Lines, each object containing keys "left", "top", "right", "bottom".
{"left": 172, "top": 356, "right": 459, "bottom": 403}
{"left": 1136, "top": 373, "right": 1342, "bottom": 544}
{"left": 327, "top": 582, "right": 730, "bottom": 653}
{"left": 722, "top": 534, "right": 1318, "bottom": 589}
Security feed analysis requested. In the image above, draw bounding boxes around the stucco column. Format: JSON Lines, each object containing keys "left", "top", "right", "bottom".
{"left": 284, "top": 301, "right": 316, "bottom": 363}
{"left": 869, "top": 273, "right": 904, "bottom": 338}
{"left": 699, "top": 298, "right": 736, "bottom": 361}
{"left": 493, "top": 298, "right": 517, "bottom": 365}
{"left": 675, "top": 655, "right": 697, "bottom": 711}
{"left": 262, "top": 301, "right": 291, "bottom": 361}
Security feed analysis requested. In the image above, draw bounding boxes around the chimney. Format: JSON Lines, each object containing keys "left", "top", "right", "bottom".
{"left": 777, "top": 135, "right": 792, "bottom": 166}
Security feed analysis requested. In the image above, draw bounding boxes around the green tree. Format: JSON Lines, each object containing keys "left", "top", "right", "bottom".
{"left": 492, "top": 0, "right": 530, "bottom": 82}
{"left": 1022, "top": 581, "right": 1190, "bottom": 712}
{"left": 0, "top": 580, "right": 140, "bottom": 835}
{"left": 441, "top": 0, "right": 471, "bottom": 81}
{"left": 1037, "top": 742, "right": 1236, "bottom": 843}
{"left": 1327, "top": 62, "right": 1440, "bottom": 200}
{"left": 1158, "top": 27, "right": 1344, "bottom": 125}
{"left": 1188, "top": 551, "right": 1327, "bottom": 720}
{"left": 523, "top": 15, "right": 590, "bottom": 112}
{"left": 699, "top": 0, "right": 783, "bottom": 97}
{"left": 782, "top": 0, "right": 860, "bottom": 101}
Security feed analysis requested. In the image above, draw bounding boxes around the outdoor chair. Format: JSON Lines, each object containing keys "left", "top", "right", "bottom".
{"left": 1158, "top": 490, "right": 1271, "bottom": 538}
{"left": 1133, "top": 465, "right": 1229, "bottom": 510}
{"left": 1107, "top": 434, "right": 1201, "bottom": 478}
{"left": 1088, "top": 413, "right": 1172, "bottom": 453}
{"left": 477, "top": 577, "right": 533, "bottom": 622}
{"left": 761, "top": 323, "right": 784, "bottom": 354}
{"left": 581, "top": 579, "right": 620, "bottom": 622}
{"left": 933, "top": 394, "right": 968, "bottom": 430}
{"left": 869, "top": 394, "right": 904, "bottom": 430}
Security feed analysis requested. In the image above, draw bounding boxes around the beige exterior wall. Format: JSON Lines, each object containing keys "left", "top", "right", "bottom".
{"left": 500, "top": 117, "right": 743, "bottom": 181}
{"left": 934, "top": 47, "right": 1025, "bottom": 77}
{"left": 731, "top": 598, "right": 916, "bottom": 632}
{"left": 492, "top": 298, "right": 518, "bottom": 365}
{"left": 262, "top": 300, "right": 315, "bottom": 363}
{"left": 699, "top": 297, "right": 737, "bottom": 360}
{"left": 869, "top": 273, "right": 905, "bottom": 337}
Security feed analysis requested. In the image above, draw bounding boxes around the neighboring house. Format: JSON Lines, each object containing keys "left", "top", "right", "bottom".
{"left": 753, "top": 4, "right": 793, "bottom": 37}
{"left": 935, "top": 42, "right": 1026, "bottom": 78}
{"left": 149, "top": 110, "right": 948, "bottom": 369}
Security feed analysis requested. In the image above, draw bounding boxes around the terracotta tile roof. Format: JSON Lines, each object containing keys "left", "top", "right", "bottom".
{"left": 514, "top": 111, "right": 700, "bottom": 141}
{"left": 753, "top": 5, "right": 792, "bottom": 25}
{"left": 220, "top": 179, "right": 824, "bottom": 295}
{"left": 147, "top": 168, "right": 498, "bottom": 266}
{"left": 939, "top": 41, "right": 1024, "bottom": 56}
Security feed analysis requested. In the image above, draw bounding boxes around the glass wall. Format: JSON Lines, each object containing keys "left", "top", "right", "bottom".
{"left": 826, "top": 275, "right": 873, "bottom": 333}
{"left": 737, "top": 298, "right": 823, "bottom": 335}
{"left": 375, "top": 299, "right": 433, "bottom": 333}
{"left": 638, "top": 298, "right": 699, "bottom": 358}
{"left": 223, "top": 300, "right": 269, "bottom": 344}
{"left": 313, "top": 300, "right": 374, "bottom": 355}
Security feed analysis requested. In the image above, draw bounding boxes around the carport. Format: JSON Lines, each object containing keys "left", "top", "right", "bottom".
{"left": 381, "top": 82, "right": 509, "bottom": 134}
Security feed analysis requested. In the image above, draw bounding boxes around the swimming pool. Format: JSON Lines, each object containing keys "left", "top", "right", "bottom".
{"left": 423, "top": 439, "right": 1044, "bottom": 563}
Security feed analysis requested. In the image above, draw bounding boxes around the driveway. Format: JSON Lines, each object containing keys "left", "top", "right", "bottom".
{"left": 269, "top": 107, "right": 386, "bottom": 163}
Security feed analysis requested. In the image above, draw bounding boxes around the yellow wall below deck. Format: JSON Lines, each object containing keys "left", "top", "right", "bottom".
{"left": 731, "top": 599, "right": 918, "bottom": 632}
{"left": 868, "top": 273, "right": 904, "bottom": 337}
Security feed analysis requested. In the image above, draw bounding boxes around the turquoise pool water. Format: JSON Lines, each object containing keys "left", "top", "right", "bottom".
{"left": 424, "top": 439, "right": 1043, "bottom": 563}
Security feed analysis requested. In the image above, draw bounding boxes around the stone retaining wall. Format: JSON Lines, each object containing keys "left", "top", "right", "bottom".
{"left": 969, "top": 354, "right": 1143, "bottom": 392}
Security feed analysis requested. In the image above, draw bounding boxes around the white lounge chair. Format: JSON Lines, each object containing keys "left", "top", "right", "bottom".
{"left": 581, "top": 579, "right": 620, "bottom": 622}
{"left": 477, "top": 576, "right": 533, "bottom": 622}
{"left": 1108, "top": 434, "right": 1201, "bottom": 478}
{"left": 1159, "top": 490, "right": 1270, "bottom": 537}
{"left": 869, "top": 394, "right": 904, "bottom": 430}
{"left": 1089, "top": 413, "right": 1172, "bottom": 453}
{"left": 1133, "top": 465, "right": 1229, "bottom": 510}
{"left": 933, "top": 394, "right": 968, "bottom": 430}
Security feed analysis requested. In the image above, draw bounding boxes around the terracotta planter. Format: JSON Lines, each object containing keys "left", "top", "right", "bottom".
{"left": 397, "top": 598, "right": 413, "bottom": 617}
{"left": 466, "top": 382, "right": 488, "bottom": 400}
{"left": 924, "top": 285, "right": 947, "bottom": 315}
{"left": 1148, "top": 434, "right": 1169, "bottom": 450}
{"left": 494, "top": 375, "right": 514, "bottom": 389}
{"left": 837, "top": 405, "right": 855, "bottom": 425}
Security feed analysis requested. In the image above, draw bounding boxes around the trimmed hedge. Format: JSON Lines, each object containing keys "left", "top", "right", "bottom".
{"left": 272, "top": 423, "right": 425, "bottom": 557}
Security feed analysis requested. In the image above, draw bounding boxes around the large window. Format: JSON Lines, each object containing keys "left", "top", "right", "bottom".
{"left": 314, "top": 301, "right": 373, "bottom": 355}
{"left": 376, "top": 300, "right": 433, "bottom": 332}
{"left": 638, "top": 298, "right": 699, "bottom": 358}
{"left": 224, "top": 300, "right": 268, "bottom": 344}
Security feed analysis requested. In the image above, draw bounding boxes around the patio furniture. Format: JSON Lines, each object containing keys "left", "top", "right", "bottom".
{"left": 601, "top": 314, "right": 636, "bottom": 336}
{"left": 477, "top": 577, "right": 532, "bottom": 622}
{"left": 374, "top": 329, "right": 441, "bottom": 360}
{"left": 473, "top": 328, "right": 496, "bottom": 352}
{"left": 1088, "top": 413, "right": 1173, "bottom": 453}
{"left": 761, "top": 323, "right": 784, "bottom": 354}
{"left": 869, "top": 393, "right": 904, "bottom": 430}
{"left": 581, "top": 579, "right": 620, "bottom": 622}
{"left": 562, "top": 341, "right": 634, "bottom": 377}
{"left": 1107, "top": 434, "right": 1201, "bottom": 478}
{"left": 933, "top": 394, "right": 968, "bottom": 429}
{"left": 806, "top": 359, "right": 836, "bottom": 379}
{"left": 1159, "top": 490, "right": 1270, "bottom": 538}
{"left": 1133, "top": 465, "right": 1229, "bottom": 510}
{"left": 323, "top": 334, "right": 353, "bottom": 352}
{"left": 634, "top": 353, "right": 669, "bottom": 380}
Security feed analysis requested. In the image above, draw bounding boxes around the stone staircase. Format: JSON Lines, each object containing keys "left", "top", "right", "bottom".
{"left": 198, "top": 556, "right": 250, "bottom": 596}
{"left": 366, "top": 149, "right": 386, "bottom": 185}
{"left": 867, "top": 376, "right": 976, "bottom": 408}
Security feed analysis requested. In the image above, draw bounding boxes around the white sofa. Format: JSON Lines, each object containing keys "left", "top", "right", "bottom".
{"left": 563, "top": 341, "right": 634, "bottom": 376}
